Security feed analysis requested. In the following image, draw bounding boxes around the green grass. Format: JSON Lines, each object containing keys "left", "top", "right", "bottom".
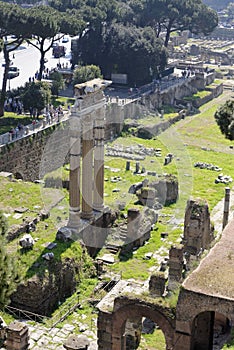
{"left": 0, "top": 112, "right": 37, "bottom": 134}
{"left": 184, "top": 90, "right": 211, "bottom": 101}
{"left": 139, "top": 329, "right": 166, "bottom": 349}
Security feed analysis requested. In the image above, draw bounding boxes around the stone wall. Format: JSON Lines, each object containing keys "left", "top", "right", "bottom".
{"left": 0, "top": 123, "right": 69, "bottom": 182}
{"left": 175, "top": 288, "right": 234, "bottom": 350}
{"left": 183, "top": 198, "right": 214, "bottom": 255}
{"left": 97, "top": 296, "right": 175, "bottom": 350}
{"left": 10, "top": 258, "right": 78, "bottom": 316}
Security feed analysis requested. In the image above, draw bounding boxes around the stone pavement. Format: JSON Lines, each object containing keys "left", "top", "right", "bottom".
{"left": 0, "top": 321, "right": 98, "bottom": 350}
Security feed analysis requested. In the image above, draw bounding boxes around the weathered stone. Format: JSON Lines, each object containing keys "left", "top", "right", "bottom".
{"left": 10, "top": 258, "right": 77, "bottom": 316}
{"left": 182, "top": 198, "right": 214, "bottom": 255}
{"left": 126, "top": 161, "right": 130, "bottom": 171}
{"left": 5, "top": 321, "right": 29, "bottom": 350}
{"left": 168, "top": 244, "right": 184, "bottom": 291}
{"left": 149, "top": 272, "right": 166, "bottom": 297}
{"left": 14, "top": 207, "right": 28, "bottom": 214}
{"left": 42, "top": 252, "right": 54, "bottom": 260}
{"left": 137, "top": 187, "right": 157, "bottom": 207}
{"left": 56, "top": 227, "right": 73, "bottom": 242}
{"left": 40, "top": 210, "right": 50, "bottom": 220}
{"left": 128, "top": 181, "right": 143, "bottom": 194}
{"left": 150, "top": 174, "right": 178, "bottom": 205}
{"left": 19, "top": 234, "right": 34, "bottom": 249}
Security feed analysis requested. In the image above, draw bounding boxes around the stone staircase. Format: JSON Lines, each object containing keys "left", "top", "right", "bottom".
{"left": 105, "top": 224, "right": 128, "bottom": 254}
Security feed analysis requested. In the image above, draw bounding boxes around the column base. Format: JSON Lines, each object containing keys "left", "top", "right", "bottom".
{"left": 93, "top": 203, "right": 104, "bottom": 212}
{"left": 80, "top": 211, "right": 94, "bottom": 220}
{"left": 68, "top": 210, "right": 80, "bottom": 229}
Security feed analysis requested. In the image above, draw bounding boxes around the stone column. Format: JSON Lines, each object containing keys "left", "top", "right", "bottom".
{"left": 168, "top": 244, "right": 184, "bottom": 291}
{"left": 81, "top": 113, "right": 94, "bottom": 219}
{"left": 68, "top": 112, "right": 81, "bottom": 227}
{"left": 222, "top": 187, "right": 230, "bottom": 230}
{"left": 93, "top": 108, "right": 105, "bottom": 211}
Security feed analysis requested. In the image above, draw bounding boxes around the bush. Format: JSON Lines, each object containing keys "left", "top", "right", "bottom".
{"left": 21, "top": 81, "right": 51, "bottom": 112}
{"left": 73, "top": 65, "right": 102, "bottom": 85}
{"left": 214, "top": 99, "right": 234, "bottom": 140}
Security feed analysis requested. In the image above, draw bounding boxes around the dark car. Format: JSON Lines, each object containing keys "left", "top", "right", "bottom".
{"left": 7, "top": 66, "right": 20, "bottom": 79}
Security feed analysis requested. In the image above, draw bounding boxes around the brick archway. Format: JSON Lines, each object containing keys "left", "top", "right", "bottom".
{"left": 111, "top": 298, "right": 175, "bottom": 350}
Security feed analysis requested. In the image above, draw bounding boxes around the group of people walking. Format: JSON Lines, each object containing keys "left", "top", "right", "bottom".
{"left": 5, "top": 104, "right": 65, "bottom": 144}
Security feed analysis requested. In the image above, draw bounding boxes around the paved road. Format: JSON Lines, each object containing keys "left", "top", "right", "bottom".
{"left": 0, "top": 38, "right": 72, "bottom": 91}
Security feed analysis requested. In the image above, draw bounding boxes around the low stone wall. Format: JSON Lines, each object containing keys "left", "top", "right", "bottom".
{"left": 0, "top": 123, "right": 69, "bottom": 182}
{"left": 6, "top": 210, "right": 49, "bottom": 242}
{"left": 136, "top": 113, "right": 183, "bottom": 139}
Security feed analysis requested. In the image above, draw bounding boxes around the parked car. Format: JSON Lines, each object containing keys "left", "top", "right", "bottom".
{"left": 62, "top": 36, "right": 69, "bottom": 43}
{"left": 7, "top": 66, "right": 20, "bottom": 79}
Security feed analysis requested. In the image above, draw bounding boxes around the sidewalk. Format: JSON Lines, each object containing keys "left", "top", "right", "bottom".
{"left": 0, "top": 111, "right": 70, "bottom": 147}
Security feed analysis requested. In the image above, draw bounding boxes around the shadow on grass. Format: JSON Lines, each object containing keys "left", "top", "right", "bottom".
{"left": 119, "top": 247, "right": 133, "bottom": 261}
{"left": 25, "top": 238, "right": 74, "bottom": 280}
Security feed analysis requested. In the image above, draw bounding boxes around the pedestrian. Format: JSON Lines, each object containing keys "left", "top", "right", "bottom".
{"left": 32, "top": 119, "right": 36, "bottom": 131}
{"left": 15, "top": 126, "right": 19, "bottom": 138}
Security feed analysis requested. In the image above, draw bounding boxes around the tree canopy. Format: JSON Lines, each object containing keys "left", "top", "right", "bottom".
{"left": 0, "top": 0, "right": 219, "bottom": 110}
{"left": 21, "top": 81, "right": 52, "bottom": 112}
{"left": 25, "top": 5, "right": 85, "bottom": 81}
{"left": 214, "top": 99, "right": 234, "bottom": 141}
{"left": 69, "top": 0, "right": 217, "bottom": 83}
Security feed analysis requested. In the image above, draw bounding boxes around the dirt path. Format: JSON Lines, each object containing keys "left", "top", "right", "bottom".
{"left": 173, "top": 89, "right": 234, "bottom": 154}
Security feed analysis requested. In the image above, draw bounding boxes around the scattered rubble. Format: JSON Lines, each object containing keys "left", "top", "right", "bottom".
{"left": 194, "top": 161, "right": 222, "bottom": 171}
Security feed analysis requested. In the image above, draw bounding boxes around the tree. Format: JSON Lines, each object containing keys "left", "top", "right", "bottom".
{"left": 214, "top": 99, "right": 234, "bottom": 141}
{"left": 21, "top": 81, "right": 51, "bottom": 113}
{"left": 26, "top": 5, "right": 85, "bottom": 81}
{"left": 70, "top": 0, "right": 118, "bottom": 67}
{"left": 0, "top": 211, "right": 20, "bottom": 309}
{"left": 135, "top": 0, "right": 218, "bottom": 47}
{"left": 49, "top": 71, "right": 65, "bottom": 97}
{"left": 101, "top": 24, "right": 167, "bottom": 85}
{"left": 73, "top": 65, "right": 102, "bottom": 85}
{"left": 0, "top": 2, "right": 30, "bottom": 116}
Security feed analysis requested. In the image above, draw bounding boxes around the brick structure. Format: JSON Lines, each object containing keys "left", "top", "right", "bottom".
{"left": 175, "top": 218, "right": 234, "bottom": 350}
{"left": 149, "top": 272, "right": 166, "bottom": 297}
{"left": 97, "top": 219, "right": 234, "bottom": 349}
{"left": 96, "top": 280, "right": 175, "bottom": 350}
{"left": 183, "top": 198, "right": 214, "bottom": 255}
{"left": 168, "top": 244, "right": 184, "bottom": 291}
{"left": 5, "top": 321, "right": 29, "bottom": 350}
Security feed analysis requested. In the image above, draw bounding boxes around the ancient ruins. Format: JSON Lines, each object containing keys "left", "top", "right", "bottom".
{"left": 0, "top": 33, "right": 234, "bottom": 349}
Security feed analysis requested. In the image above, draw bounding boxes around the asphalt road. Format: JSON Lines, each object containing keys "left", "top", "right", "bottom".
{"left": 0, "top": 38, "right": 72, "bottom": 91}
